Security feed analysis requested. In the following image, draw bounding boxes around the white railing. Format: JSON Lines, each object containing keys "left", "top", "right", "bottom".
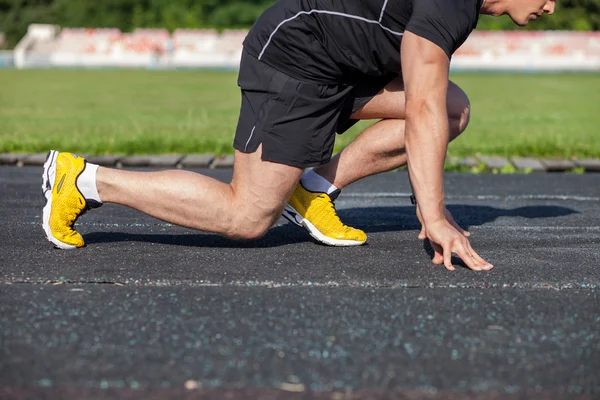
{"left": 452, "top": 31, "right": 600, "bottom": 71}
{"left": 13, "top": 24, "right": 600, "bottom": 71}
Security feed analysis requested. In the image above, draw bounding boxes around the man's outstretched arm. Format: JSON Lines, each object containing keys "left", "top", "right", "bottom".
{"left": 401, "top": 31, "right": 493, "bottom": 271}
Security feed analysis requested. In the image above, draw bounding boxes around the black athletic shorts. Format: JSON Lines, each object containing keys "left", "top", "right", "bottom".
{"left": 233, "top": 49, "right": 397, "bottom": 168}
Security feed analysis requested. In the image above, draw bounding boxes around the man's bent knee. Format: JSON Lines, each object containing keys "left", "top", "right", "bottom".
{"left": 447, "top": 81, "right": 471, "bottom": 138}
{"left": 225, "top": 214, "right": 277, "bottom": 241}
{"left": 454, "top": 102, "right": 471, "bottom": 136}
{"left": 225, "top": 147, "right": 302, "bottom": 241}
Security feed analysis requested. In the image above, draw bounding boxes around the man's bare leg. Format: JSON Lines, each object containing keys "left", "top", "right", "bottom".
{"left": 97, "top": 145, "right": 303, "bottom": 240}
{"left": 313, "top": 78, "right": 470, "bottom": 188}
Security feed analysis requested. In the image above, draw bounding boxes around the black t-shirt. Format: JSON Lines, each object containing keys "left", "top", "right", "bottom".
{"left": 243, "top": 0, "right": 482, "bottom": 84}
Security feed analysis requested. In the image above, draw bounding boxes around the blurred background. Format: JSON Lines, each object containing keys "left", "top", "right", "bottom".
{"left": 0, "top": 0, "right": 599, "bottom": 70}
{"left": 0, "top": 0, "right": 599, "bottom": 165}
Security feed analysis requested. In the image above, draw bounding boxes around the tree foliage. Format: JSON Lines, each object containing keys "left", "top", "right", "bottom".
{"left": 0, "top": 0, "right": 598, "bottom": 48}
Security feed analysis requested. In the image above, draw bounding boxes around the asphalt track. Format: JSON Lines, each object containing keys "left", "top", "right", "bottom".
{"left": 1, "top": 166, "right": 599, "bottom": 399}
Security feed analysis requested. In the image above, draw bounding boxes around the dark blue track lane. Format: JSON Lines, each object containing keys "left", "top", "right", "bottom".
{"left": 1, "top": 166, "right": 598, "bottom": 399}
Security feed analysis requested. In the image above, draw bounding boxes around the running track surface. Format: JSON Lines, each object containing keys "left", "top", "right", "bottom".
{"left": 1, "top": 166, "right": 599, "bottom": 399}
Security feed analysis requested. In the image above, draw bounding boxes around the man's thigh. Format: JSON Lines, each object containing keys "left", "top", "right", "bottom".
{"left": 347, "top": 77, "right": 468, "bottom": 121}
{"left": 337, "top": 74, "right": 399, "bottom": 133}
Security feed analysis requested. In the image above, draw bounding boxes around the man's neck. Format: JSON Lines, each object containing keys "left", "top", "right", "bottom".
{"left": 480, "top": 0, "right": 505, "bottom": 17}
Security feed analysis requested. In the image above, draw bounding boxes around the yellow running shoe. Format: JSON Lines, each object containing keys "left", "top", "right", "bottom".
{"left": 283, "top": 183, "right": 367, "bottom": 246}
{"left": 42, "top": 150, "right": 96, "bottom": 249}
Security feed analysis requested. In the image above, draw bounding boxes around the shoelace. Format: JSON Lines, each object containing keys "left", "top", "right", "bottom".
{"left": 65, "top": 199, "right": 95, "bottom": 230}
{"left": 318, "top": 193, "right": 353, "bottom": 231}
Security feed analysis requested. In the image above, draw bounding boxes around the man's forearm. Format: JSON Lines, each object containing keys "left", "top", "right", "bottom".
{"left": 405, "top": 100, "right": 449, "bottom": 226}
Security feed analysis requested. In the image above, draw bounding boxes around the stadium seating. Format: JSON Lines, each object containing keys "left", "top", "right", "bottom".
{"left": 55, "top": 28, "right": 121, "bottom": 54}
{"left": 173, "top": 29, "right": 219, "bottom": 54}
{"left": 171, "top": 28, "right": 245, "bottom": 67}
{"left": 123, "top": 28, "right": 170, "bottom": 54}
{"left": 453, "top": 31, "right": 600, "bottom": 70}
{"left": 13, "top": 24, "right": 600, "bottom": 71}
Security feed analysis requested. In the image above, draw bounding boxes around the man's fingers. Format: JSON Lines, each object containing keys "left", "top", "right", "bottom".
{"left": 443, "top": 243, "right": 455, "bottom": 271}
{"left": 454, "top": 245, "right": 483, "bottom": 271}
{"left": 416, "top": 207, "right": 426, "bottom": 239}
{"left": 430, "top": 241, "right": 444, "bottom": 264}
{"left": 433, "top": 250, "right": 444, "bottom": 265}
{"left": 426, "top": 222, "right": 492, "bottom": 272}
{"left": 454, "top": 241, "right": 495, "bottom": 271}
{"left": 466, "top": 242, "right": 494, "bottom": 270}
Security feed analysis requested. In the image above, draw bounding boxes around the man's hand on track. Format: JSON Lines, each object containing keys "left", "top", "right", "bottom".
{"left": 417, "top": 211, "right": 493, "bottom": 271}
{"left": 416, "top": 206, "right": 469, "bottom": 240}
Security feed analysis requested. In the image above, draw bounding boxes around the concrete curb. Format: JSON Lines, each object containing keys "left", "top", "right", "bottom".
{"left": 0, "top": 152, "right": 599, "bottom": 172}
{"left": 0, "top": 153, "right": 227, "bottom": 170}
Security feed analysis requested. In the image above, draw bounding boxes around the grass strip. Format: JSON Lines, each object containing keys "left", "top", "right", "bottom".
{"left": 1, "top": 70, "right": 598, "bottom": 159}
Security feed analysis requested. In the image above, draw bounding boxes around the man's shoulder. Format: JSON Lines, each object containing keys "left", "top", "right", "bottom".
{"left": 406, "top": 0, "right": 481, "bottom": 57}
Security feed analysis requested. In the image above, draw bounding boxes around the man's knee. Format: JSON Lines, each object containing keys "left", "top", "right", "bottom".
{"left": 447, "top": 82, "right": 471, "bottom": 137}
{"left": 225, "top": 213, "right": 276, "bottom": 240}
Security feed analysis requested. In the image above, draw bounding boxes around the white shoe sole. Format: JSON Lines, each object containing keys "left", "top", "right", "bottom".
{"left": 282, "top": 204, "right": 366, "bottom": 247}
{"left": 42, "top": 150, "right": 77, "bottom": 250}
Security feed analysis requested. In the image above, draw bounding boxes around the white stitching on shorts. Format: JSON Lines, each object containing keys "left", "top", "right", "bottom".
{"left": 244, "top": 125, "right": 256, "bottom": 152}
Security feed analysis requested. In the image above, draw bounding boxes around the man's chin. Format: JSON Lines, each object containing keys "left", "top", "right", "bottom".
{"left": 509, "top": 15, "right": 529, "bottom": 27}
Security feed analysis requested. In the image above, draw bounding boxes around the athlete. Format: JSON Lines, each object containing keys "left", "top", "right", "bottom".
{"left": 42, "top": 0, "right": 556, "bottom": 271}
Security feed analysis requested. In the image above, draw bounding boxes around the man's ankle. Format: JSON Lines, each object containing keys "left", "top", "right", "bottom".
{"left": 76, "top": 162, "right": 102, "bottom": 205}
{"left": 300, "top": 169, "right": 339, "bottom": 195}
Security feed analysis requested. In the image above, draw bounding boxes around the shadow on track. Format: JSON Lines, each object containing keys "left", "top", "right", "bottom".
{"left": 83, "top": 205, "right": 577, "bottom": 248}
{"left": 338, "top": 204, "right": 578, "bottom": 233}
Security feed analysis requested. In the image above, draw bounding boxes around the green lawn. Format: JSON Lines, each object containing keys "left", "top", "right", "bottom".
{"left": 1, "top": 69, "right": 599, "bottom": 159}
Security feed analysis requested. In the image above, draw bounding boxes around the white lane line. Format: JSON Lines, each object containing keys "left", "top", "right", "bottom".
{"left": 343, "top": 193, "right": 600, "bottom": 202}
{"left": 9, "top": 279, "right": 596, "bottom": 289}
